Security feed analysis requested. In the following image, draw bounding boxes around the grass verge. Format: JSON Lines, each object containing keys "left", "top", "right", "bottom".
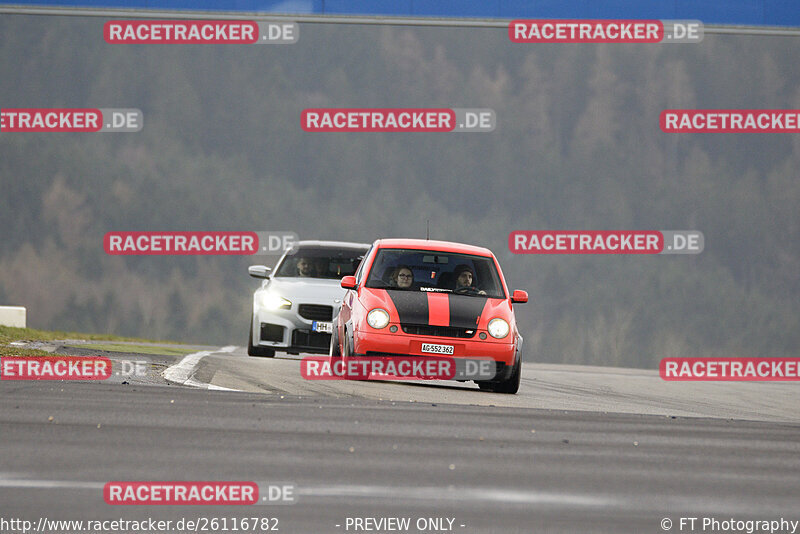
{"left": 64, "top": 343, "right": 195, "bottom": 356}
{"left": 0, "top": 326, "right": 181, "bottom": 357}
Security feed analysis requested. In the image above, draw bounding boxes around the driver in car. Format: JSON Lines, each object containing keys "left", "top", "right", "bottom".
{"left": 453, "top": 264, "right": 487, "bottom": 295}
{"left": 296, "top": 257, "right": 315, "bottom": 277}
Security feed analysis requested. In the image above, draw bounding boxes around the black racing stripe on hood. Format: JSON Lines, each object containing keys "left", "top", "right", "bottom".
{"left": 448, "top": 294, "right": 487, "bottom": 328}
{"left": 385, "top": 291, "right": 429, "bottom": 325}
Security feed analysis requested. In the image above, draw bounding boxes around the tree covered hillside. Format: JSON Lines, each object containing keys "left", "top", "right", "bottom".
{"left": 1, "top": 15, "right": 798, "bottom": 367}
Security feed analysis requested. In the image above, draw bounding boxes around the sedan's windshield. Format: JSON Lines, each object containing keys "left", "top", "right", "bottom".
{"left": 365, "top": 249, "right": 505, "bottom": 298}
{"left": 275, "top": 247, "right": 367, "bottom": 279}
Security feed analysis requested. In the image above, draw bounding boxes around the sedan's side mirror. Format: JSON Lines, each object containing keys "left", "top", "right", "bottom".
{"left": 248, "top": 265, "right": 272, "bottom": 279}
{"left": 340, "top": 276, "right": 358, "bottom": 290}
{"left": 511, "top": 290, "right": 528, "bottom": 304}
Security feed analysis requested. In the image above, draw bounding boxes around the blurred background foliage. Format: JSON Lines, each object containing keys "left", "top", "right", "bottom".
{"left": 1, "top": 16, "right": 798, "bottom": 367}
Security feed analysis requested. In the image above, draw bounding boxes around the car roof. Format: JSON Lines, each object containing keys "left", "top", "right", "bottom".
{"left": 294, "top": 240, "right": 371, "bottom": 250}
{"left": 372, "top": 238, "right": 494, "bottom": 257}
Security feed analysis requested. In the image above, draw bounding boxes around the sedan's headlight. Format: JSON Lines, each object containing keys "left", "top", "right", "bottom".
{"left": 259, "top": 293, "right": 292, "bottom": 310}
{"left": 367, "top": 308, "right": 390, "bottom": 329}
{"left": 487, "top": 318, "right": 510, "bottom": 339}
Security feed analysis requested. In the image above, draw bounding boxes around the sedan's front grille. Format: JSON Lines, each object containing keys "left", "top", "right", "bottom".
{"left": 298, "top": 304, "right": 333, "bottom": 321}
{"left": 291, "top": 330, "right": 331, "bottom": 350}
{"left": 401, "top": 324, "right": 475, "bottom": 338}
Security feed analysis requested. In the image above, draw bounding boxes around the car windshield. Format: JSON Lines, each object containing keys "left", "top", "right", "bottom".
{"left": 365, "top": 248, "right": 505, "bottom": 298}
{"left": 275, "top": 247, "right": 367, "bottom": 279}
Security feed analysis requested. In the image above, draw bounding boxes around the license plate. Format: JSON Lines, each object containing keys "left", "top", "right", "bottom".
{"left": 421, "top": 343, "right": 454, "bottom": 355}
{"left": 312, "top": 321, "right": 332, "bottom": 334}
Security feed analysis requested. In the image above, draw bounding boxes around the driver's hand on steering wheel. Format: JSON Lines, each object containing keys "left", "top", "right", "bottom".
{"left": 455, "top": 286, "right": 487, "bottom": 296}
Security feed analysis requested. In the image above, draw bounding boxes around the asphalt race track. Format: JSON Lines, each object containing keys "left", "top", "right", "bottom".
{"left": 1, "top": 344, "right": 799, "bottom": 533}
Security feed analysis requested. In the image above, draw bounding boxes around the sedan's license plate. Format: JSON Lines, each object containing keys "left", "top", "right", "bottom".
{"left": 421, "top": 343, "right": 454, "bottom": 355}
{"left": 312, "top": 321, "right": 333, "bottom": 334}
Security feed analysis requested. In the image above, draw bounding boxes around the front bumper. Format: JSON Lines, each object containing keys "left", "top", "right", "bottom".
{"left": 352, "top": 329, "right": 516, "bottom": 366}
{"left": 253, "top": 306, "right": 335, "bottom": 354}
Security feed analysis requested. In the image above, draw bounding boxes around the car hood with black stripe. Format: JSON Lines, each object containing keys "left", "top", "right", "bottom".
{"left": 359, "top": 288, "right": 514, "bottom": 331}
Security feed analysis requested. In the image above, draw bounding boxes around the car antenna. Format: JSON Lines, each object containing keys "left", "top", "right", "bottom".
{"left": 426, "top": 219, "right": 430, "bottom": 240}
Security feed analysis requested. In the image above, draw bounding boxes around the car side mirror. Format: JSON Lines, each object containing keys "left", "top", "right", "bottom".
{"left": 248, "top": 265, "right": 272, "bottom": 279}
{"left": 511, "top": 290, "right": 528, "bottom": 304}
{"left": 341, "top": 276, "right": 358, "bottom": 290}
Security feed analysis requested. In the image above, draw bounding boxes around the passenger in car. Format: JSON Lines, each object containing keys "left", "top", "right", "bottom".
{"left": 390, "top": 265, "right": 414, "bottom": 289}
{"left": 314, "top": 258, "right": 328, "bottom": 277}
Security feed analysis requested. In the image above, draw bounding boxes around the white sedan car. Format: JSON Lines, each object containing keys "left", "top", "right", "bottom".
{"left": 247, "top": 240, "right": 370, "bottom": 357}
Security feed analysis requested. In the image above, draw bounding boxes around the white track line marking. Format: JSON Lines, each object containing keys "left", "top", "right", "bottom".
{"left": 163, "top": 345, "right": 238, "bottom": 391}
{"left": 0, "top": 478, "right": 788, "bottom": 515}
{"left": 298, "top": 484, "right": 616, "bottom": 507}
{"left": 0, "top": 479, "right": 103, "bottom": 489}
{"left": 0, "top": 477, "right": 611, "bottom": 507}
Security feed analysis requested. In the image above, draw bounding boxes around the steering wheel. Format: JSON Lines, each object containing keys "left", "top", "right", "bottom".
{"left": 454, "top": 286, "right": 483, "bottom": 295}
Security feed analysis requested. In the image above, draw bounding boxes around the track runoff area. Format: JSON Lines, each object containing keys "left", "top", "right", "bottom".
{"left": 1, "top": 346, "right": 799, "bottom": 533}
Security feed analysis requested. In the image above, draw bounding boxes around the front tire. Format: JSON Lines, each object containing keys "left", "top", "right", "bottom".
{"left": 248, "top": 317, "right": 276, "bottom": 358}
{"left": 341, "top": 329, "right": 366, "bottom": 380}
{"left": 329, "top": 323, "right": 341, "bottom": 359}
{"left": 492, "top": 352, "right": 521, "bottom": 394}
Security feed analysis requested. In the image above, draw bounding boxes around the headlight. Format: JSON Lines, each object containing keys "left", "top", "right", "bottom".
{"left": 259, "top": 293, "right": 292, "bottom": 310}
{"left": 367, "top": 308, "right": 390, "bottom": 329}
{"left": 487, "top": 318, "right": 510, "bottom": 339}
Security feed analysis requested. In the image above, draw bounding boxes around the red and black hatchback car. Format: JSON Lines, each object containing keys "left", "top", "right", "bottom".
{"left": 330, "top": 238, "right": 528, "bottom": 393}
